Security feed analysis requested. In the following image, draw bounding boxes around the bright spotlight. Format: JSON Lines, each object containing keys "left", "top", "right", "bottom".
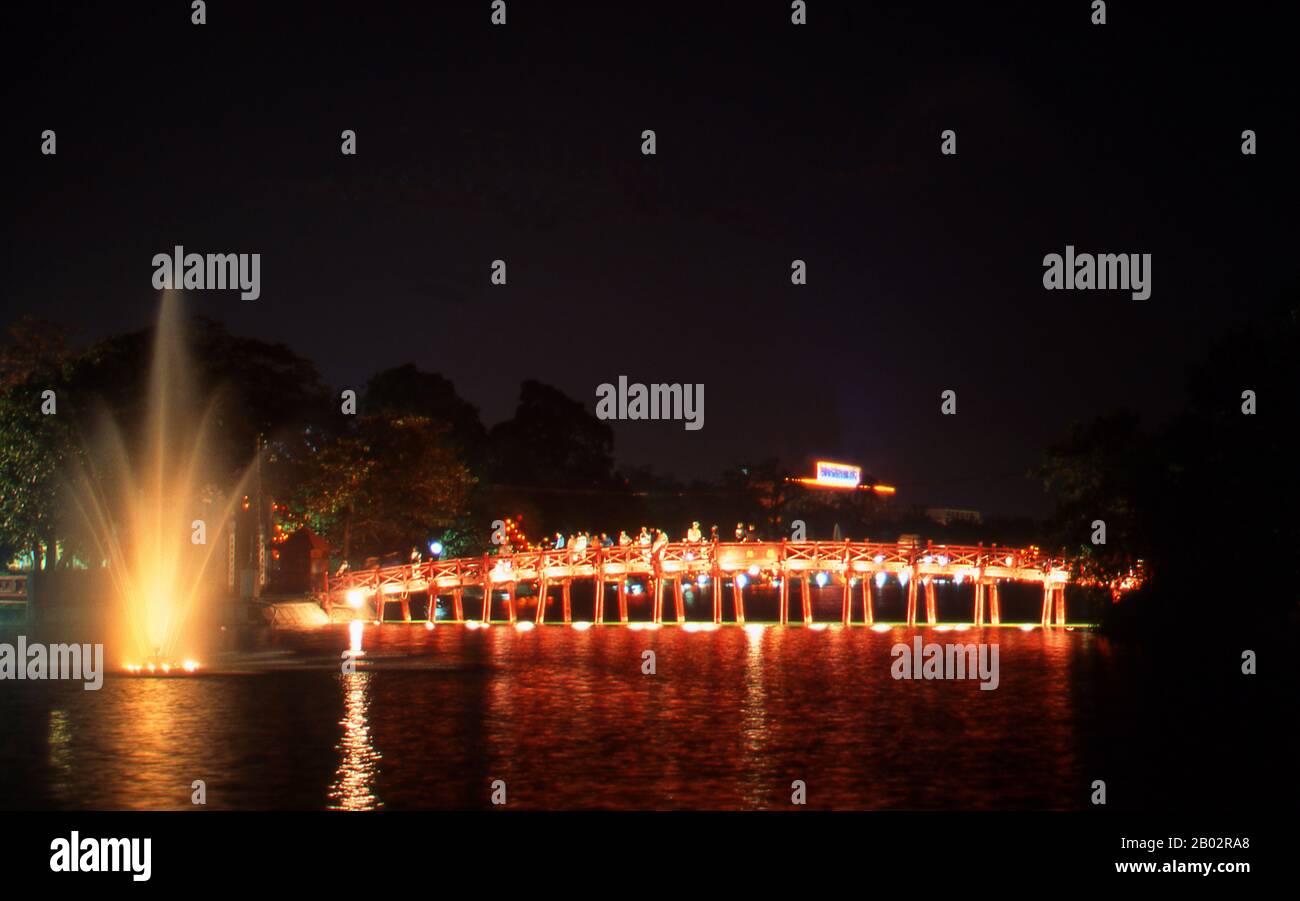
{"left": 736, "top": 574, "right": 748, "bottom": 589}
{"left": 875, "top": 572, "right": 887, "bottom": 588}
{"left": 815, "top": 572, "right": 828, "bottom": 588}
{"left": 346, "top": 589, "right": 364, "bottom": 609}
{"left": 428, "top": 540, "right": 444, "bottom": 557}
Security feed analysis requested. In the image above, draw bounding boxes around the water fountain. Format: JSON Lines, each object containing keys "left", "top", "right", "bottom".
{"left": 73, "top": 291, "right": 252, "bottom": 673}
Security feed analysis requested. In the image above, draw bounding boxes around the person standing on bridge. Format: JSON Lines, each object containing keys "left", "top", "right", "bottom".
{"left": 687, "top": 521, "right": 702, "bottom": 542}
{"left": 735, "top": 523, "right": 746, "bottom": 541}
{"left": 652, "top": 529, "right": 669, "bottom": 556}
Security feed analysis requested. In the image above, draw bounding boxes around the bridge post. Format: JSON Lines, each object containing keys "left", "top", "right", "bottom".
{"left": 562, "top": 580, "right": 572, "bottom": 624}
{"left": 989, "top": 582, "right": 1001, "bottom": 625}
{"left": 778, "top": 540, "right": 789, "bottom": 625}
{"left": 732, "top": 577, "right": 745, "bottom": 625}
{"left": 452, "top": 588, "right": 463, "bottom": 622}
{"left": 1054, "top": 586, "right": 1067, "bottom": 625}
{"left": 924, "top": 578, "right": 937, "bottom": 625}
{"left": 711, "top": 555, "right": 723, "bottom": 624}
{"left": 400, "top": 590, "right": 412, "bottom": 623}
{"left": 862, "top": 575, "right": 874, "bottom": 625}
{"left": 905, "top": 572, "right": 918, "bottom": 626}
{"left": 673, "top": 577, "right": 685, "bottom": 623}
{"left": 480, "top": 554, "right": 492, "bottom": 623}
{"left": 800, "top": 573, "right": 813, "bottom": 625}
{"left": 535, "top": 575, "right": 548, "bottom": 624}
{"left": 1040, "top": 582, "right": 1052, "bottom": 627}
{"left": 841, "top": 575, "right": 851, "bottom": 625}
{"left": 974, "top": 581, "right": 985, "bottom": 626}
{"left": 505, "top": 581, "right": 517, "bottom": 624}
{"left": 618, "top": 574, "right": 628, "bottom": 623}
{"left": 594, "top": 552, "right": 605, "bottom": 624}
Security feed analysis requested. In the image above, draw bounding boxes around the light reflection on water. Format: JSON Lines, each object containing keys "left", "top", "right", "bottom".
{"left": 329, "top": 672, "right": 382, "bottom": 810}
{"left": 1, "top": 624, "right": 1116, "bottom": 810}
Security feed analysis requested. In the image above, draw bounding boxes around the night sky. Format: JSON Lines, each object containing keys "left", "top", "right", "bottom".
{"left": 2, "top": 1, "right": 1286, "bottom": 515}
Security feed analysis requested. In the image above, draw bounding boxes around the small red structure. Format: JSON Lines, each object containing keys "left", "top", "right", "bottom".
{"left": 272, "top": 528, "right": 331, "bottom": 595}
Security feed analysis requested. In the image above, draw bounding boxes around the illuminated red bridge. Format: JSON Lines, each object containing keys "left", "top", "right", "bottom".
{"left": 327, "top": 540, "right": 1083, "bottom": 628}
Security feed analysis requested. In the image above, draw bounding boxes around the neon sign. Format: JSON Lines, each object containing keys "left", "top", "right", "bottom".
{"left": 814, "top": 461, "right": 861, "bottom": 488}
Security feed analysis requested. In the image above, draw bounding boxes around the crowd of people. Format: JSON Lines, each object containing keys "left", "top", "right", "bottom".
{"left": 503, "top": 521, "right": 768, "bottom": 556}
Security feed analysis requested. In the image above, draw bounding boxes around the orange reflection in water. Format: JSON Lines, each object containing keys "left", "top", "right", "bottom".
{"left": 328, "top": 672, "right": 382, "bottom": 810}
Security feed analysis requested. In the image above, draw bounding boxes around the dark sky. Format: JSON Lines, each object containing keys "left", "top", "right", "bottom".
{"left": 2, "top": 1, "right": 1287, "bottom": 516}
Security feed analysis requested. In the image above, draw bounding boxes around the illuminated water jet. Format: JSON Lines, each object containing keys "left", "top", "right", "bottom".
{"left": 74, "top": 292, "right": 253, "bottom": 672}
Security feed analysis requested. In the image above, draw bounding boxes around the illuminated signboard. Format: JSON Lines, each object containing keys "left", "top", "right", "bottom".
{"left": 814, "top": 461, "right": 861, "bottom": 488}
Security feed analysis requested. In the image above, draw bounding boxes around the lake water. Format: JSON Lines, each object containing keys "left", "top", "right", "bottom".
{"left": 0, "top": 619, "right": 1279, "bottom": 811}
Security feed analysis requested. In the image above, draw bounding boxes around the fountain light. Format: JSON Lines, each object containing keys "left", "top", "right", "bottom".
{"left": 515, "top": 621, "right": 535, "bottom": 632}
{"left": 124, "top": 654, "right": 200, "bottom": 676}
{"left": 871, "top": 623, "right": 892, "bottom": 633}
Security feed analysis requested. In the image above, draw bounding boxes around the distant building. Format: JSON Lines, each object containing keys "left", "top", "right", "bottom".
{"left": 925, "top": 507, "right": 982, "bottom": 526}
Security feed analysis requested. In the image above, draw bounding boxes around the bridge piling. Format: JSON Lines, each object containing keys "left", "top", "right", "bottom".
{"left": 905, "top": 572, "right": 918, "bottom": 626}
{"left": 924, "top": 578, "right": 937, "bottom": 625}
{"left": 535, "top": 575, "right": 548, "bottom": 624}
{"left": 712, "top": 560, "right": 723, "bottom": 624}
{"left": 989, "top": 582, "right": 1001, "bottom": 625}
